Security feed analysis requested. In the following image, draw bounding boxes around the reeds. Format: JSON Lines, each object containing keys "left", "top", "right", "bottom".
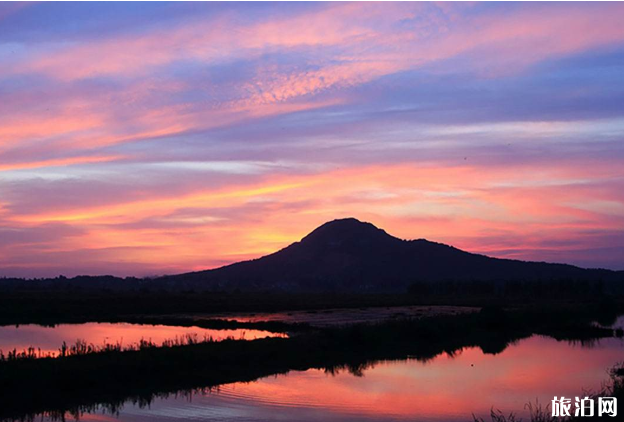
{"left": 0, "top": 333, "right": 228, "bottom": 362}
{"left": 0, "top": 346, "right": 55, "bottom": 361}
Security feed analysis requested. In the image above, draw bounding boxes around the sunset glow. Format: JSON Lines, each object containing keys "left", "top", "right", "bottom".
{"left": 1, "top": 2, "right": 623, "bottom": 277}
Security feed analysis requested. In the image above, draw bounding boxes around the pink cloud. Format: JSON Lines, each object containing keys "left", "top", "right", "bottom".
{"left": 3, "top": 159, "right": 622, "bottom": 276}
{"left": 4, "top": 2, "right": 624, "bottom": 160}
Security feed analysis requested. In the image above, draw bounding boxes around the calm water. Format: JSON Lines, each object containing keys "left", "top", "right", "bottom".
{"left": 42, "top": 334, "right": 624, "bottom": 422}
{"left": 0, "top": 322, "right": 285, "bottom": 356}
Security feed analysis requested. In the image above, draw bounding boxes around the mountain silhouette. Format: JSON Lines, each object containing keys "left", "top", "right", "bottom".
{"left": 162, "top": 218, "right": 620, "bottom": 292}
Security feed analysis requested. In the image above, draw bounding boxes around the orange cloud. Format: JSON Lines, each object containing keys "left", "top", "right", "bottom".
{"left": 0, "top": 109, "right": 104, "bottom": 149}
{"left": 4, "top": 160, "right": 621, "bottom": 276}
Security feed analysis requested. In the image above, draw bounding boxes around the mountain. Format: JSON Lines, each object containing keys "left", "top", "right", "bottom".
{"left": 160, "top": 218, "right": 621, "bottom": 292}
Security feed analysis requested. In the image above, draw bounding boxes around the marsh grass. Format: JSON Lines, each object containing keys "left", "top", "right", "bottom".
{"left": 0, "top": 333, "right": 241, "bottom": 361}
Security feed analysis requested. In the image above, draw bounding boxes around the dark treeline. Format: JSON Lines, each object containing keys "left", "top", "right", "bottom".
{"left": 0, "top": 275, "right": 143, "bottom": 291}
{"left": 1, "top": 278, "right": 622, "bottom": 326}
{"left": 407, "top": 278, "right": 617, "bottom": 299}
{"left": 0, "top": 290, "right": 442, "bottom": 326}
{"left": 0, "top": 304, "right": 622, "bottom": 421}
{"left": 2, "top": 274, "right": 623, "bottom": 295}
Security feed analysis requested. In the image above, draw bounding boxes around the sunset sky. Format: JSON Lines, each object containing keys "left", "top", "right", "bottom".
{"left": 1, "top": 2, "right": 624, "bottom": 278}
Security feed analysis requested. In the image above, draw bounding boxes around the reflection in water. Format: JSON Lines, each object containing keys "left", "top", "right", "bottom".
{"left": 37, "top": 335, "right": 624, "bottom": 422}
{"left": 0, "top": 323, "right": 285, "bottom": 357}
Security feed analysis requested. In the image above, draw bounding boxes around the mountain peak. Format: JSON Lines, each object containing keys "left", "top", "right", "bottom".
{"left": 310, "top": 217, "right": 379, "bottom": 232}
{"left": 162, "top": 217, "right": 620, "bottom": 293}
{"left": 299, "top": 218, "right": 396, "bottom": 247}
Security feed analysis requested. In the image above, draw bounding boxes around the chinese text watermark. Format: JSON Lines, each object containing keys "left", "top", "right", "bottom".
{"left": 552, "top": 396, "right": 617, "bottom": 417}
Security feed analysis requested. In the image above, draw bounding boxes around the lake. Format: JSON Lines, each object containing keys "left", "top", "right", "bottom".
{"left": 0, "top": 322, "right": 285, "bottom": 357}
{"left": 33, "top": 333, "right": 624, "bottom": 422}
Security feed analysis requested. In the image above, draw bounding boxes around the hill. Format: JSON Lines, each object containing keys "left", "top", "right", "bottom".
{"left": 160, "top": 218, "right": 620, "bottom": 292}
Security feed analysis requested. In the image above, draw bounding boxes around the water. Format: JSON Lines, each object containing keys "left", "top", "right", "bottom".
{"left": 0, "top": 322, "right": 285, "bottom": 357}
{"left": 40, "top": 334, "right": 624, "bottom": 422}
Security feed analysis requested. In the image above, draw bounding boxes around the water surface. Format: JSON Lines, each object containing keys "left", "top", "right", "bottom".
{"left": 0, "top": 322, "right": 285, "bottom": 356}
{"left": 40, "top": 334, "right": 624, "bottom": 422}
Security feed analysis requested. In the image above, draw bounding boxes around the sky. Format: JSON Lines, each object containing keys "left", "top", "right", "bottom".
{"left": 1, "top": 1, "right": 624, "bottom": 278}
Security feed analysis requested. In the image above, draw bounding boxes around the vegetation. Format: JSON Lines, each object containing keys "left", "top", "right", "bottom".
{"left": 0, "top": 282, "right": 622, "bottom": 327}
{"left": 1, "top": 262, "right": 622, "bottom": 422}
{"left": 0, "top": 333, "right": 235, "bottom": 362}
{"left": 0, "top": 305, "right": 622, "bottom": 421}
{"left": 0, "top": 290, "right": 473, "bottom": 326}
